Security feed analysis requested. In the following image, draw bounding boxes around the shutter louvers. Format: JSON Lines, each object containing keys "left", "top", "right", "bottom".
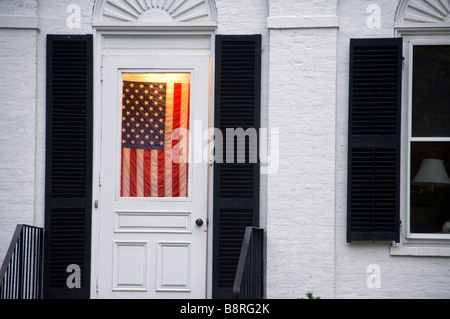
{"left": 347, "top": 38, "right": 402, "bottom": 243}
{"left": 44, "top": 35, "right": 93, "bottom": 298}
{"left": 213, "top": 35, "right": 261, "bottom": 298}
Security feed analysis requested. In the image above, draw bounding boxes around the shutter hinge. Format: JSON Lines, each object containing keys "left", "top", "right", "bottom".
{"left": 96, "top": 278, "right": 99, "bottom": 293}
{"left": 402, "top": 57, "right": 405, "bottom": 70}
{"left": 100, "top": 66, "right": 104, "bottom": 81}
{"left": 99, "top": 172, "right": 102, "bottom": 187}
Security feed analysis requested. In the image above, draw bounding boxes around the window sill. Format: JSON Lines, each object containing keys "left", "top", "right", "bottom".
{"left": 390, "top": 243, "right": 450, "bottom": 257}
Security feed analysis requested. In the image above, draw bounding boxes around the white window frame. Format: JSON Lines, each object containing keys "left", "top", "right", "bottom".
{"left": 393, "top": 28, "right": 450, "bottom": 255}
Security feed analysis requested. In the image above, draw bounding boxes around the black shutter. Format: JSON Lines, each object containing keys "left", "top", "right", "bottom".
{"left": 347, "top": 38, "right": 402, "bottom": 243}
{"left": 44, "top": 35, "right": 93, "bottom": 298}
{"left": 213, "top": 35, "right": 261, "bottom": 298}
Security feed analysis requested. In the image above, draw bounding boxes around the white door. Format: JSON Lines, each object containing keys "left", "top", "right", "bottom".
{"left": 96, "top": 55, "right": 210, "bottom": 298}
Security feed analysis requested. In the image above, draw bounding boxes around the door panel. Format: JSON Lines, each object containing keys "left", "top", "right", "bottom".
{"left": 97, "top": 55, "right": 210, "bottom": 298}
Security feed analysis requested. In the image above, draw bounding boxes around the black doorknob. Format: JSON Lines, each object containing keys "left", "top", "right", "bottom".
{"left": 196, "top": 218, "right": 204, "bottom": 226}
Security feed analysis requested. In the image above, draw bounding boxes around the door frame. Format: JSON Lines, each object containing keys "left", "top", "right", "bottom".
{"left": 91, "top": 28, "right": 216, "bottom": 298}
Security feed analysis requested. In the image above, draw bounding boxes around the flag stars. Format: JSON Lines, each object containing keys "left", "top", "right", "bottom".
{"left": 122, "top": 81, "right": 166, "bottom": 150}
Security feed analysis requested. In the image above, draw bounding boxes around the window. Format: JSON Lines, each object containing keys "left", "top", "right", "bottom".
{"left": 120, "top": 73, "right": 190, "bottom": 198}
{"left": 407, "top": 44, "right": 450, "bottom": 237}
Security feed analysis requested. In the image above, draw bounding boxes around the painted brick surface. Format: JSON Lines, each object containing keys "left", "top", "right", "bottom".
{"left": 266, "top": 25, "right": 338, "bottom": 298}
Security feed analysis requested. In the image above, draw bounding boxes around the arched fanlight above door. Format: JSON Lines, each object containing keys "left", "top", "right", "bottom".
{"left": 93, "top": 0, "right": 218, "bottom": 28}
{"left": 396, "top": 0, "right": 450, "bottom": 26}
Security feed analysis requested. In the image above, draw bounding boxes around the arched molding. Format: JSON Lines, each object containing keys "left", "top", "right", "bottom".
{"left": 93, "top": 0, "right": 218, "bottom": 28}
{"left": 396, "top": 0, "right": 450, "bottom": 26}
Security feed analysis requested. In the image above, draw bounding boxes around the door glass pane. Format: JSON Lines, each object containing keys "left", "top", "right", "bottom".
{"left": 410, "top": 142, "right": 450, "bottom": 233}
{"left": 120, "top": 73, "right": 190, "bottom": 198}
{"left": 412, "top": 45, "right": 450, "bottom": 137}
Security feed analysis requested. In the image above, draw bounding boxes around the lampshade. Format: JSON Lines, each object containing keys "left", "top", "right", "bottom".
{"left": 412, "top": 159, "right": 450, "bottom": 186}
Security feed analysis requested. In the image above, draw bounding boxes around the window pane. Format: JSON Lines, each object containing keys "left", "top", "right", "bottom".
{"left": 120, "top": 73, "right": 190, "bottom": 198}
{"left": 410, "top": 142, "right": 450, "bottom": 233}
{"left": 412, "top": 45, "right": 450, "bottom": 137}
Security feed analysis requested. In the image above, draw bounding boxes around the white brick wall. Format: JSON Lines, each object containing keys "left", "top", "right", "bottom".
{"left": 0, "top": 27, "right": 37, "bottom": 264}
{"left": 266, "top": 25, "right": 338, "bottom": 299}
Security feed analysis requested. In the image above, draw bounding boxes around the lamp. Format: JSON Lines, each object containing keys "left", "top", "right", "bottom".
{"left": 412, "top": 159, "right": 450, "bottom": 191}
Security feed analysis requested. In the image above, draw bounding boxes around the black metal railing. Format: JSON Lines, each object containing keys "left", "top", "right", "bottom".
{"left": 0, "top": 224, "right": 44, "bottom": 299}
{"left": 233, "top": 227, "right": 264, "bottom": 299}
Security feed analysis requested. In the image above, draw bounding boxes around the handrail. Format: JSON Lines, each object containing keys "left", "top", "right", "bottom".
{"left": 233, "top": 226, "right": 264, "bottom": 299}
{"left": 0, "top": 224, "right": 44, "bottom": 299}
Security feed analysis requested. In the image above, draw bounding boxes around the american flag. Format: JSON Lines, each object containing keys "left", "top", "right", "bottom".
{"left": 121, "top": 79, "right": 190, "bottom": 197}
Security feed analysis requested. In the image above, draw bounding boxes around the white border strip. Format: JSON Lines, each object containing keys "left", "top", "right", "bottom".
{"left": 0, "top": 16, "right": 39, "bottom": 29}
{"left": 267, "top": 16, "right": 339, "bottom": 30}
{"left": 390, "top": 245, "right": 450, "bottom": 257}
